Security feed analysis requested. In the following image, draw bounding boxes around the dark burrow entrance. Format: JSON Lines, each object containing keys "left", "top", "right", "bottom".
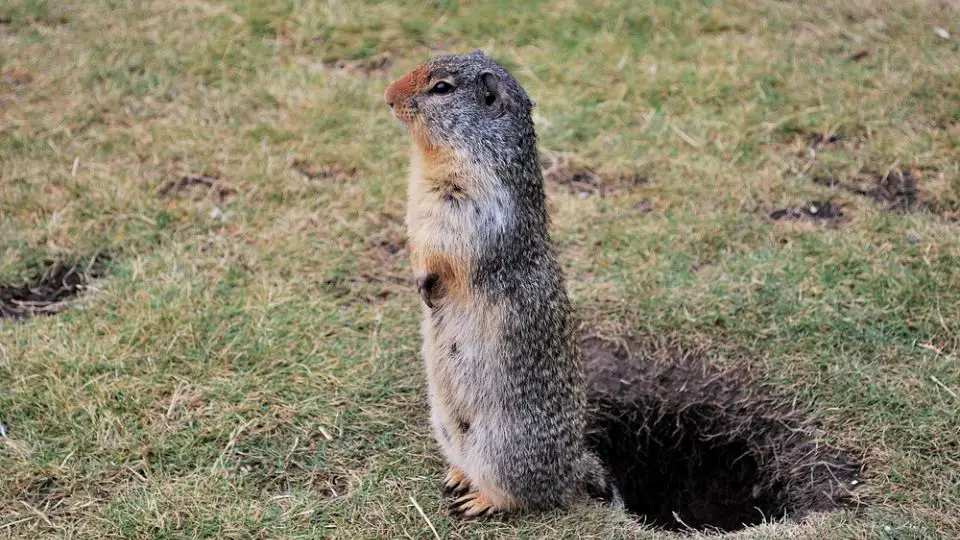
{"left": 0, "top": 254, "right": 109, "bottom": 319}
{"left": 583, "top": 337, "right": 863, "bottom": 533}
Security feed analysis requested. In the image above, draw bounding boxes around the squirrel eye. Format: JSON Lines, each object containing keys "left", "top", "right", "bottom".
{"left": 430, "top": 81, "right": 454, "bottom": 94}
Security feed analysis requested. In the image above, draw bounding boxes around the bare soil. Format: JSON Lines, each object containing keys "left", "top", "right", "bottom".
{"left": 770, "top": 200, "right": 843, "bottom": 223}
{"left": 158, "top": 174, "right": 234, "bottom": 202}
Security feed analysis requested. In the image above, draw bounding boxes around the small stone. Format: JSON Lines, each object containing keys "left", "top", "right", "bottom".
{"left": 933, "top": 26, "right": 950, "bottom": 40}
{"left": 907, "top": 233, "right": 919, "bottom": 245}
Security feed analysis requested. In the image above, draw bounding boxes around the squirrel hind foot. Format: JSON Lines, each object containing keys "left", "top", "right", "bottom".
{"left": 442, "top": 467, "right": 472, "bottom": 498}
{"left": 449, "top": 491, "right": 499, "bottom": 519}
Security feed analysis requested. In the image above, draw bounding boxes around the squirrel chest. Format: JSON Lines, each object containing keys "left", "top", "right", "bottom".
{"left": 405, "top": 144, "right": 510, "bottom": 310}
{"left": 405, "top": 145, "right": 512, "bottom": 438}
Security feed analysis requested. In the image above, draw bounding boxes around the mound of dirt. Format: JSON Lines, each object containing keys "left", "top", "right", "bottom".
{"left": 583, "top": 337, "right": 863, "bottom": 532}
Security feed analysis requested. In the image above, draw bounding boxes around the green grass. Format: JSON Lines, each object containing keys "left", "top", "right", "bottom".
{"left": 1, "top": 0, "right": 958, "bottom": 537}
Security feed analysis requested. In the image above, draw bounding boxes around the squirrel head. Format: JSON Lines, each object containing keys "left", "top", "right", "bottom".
{"left": 384, "top": 51, "right": 535, "bottom": 160}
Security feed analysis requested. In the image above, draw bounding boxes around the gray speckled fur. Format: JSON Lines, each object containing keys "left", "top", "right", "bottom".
{"left": 395, "top": 52, "right": 609, "bottom": 511}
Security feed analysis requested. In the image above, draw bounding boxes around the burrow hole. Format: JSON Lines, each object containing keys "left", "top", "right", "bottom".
{"left": 0, "top": 254, "right": 109, "bottom": 320}
{"left": 584, "top": 337, "right": 863, "bottom": 533}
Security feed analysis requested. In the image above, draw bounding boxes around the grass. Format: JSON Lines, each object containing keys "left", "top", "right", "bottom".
{"left": 1, "top": 0, "right": 958, "bottom": 537}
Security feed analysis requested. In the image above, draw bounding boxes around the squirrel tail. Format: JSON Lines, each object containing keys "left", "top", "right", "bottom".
{"left": 580, "top": 451, "right": 623, "bottom": 509}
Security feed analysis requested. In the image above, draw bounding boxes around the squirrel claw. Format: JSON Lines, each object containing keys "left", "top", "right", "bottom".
{"left": 449, "top": 491, "right": 497, "bottom": 518}
{"left": 442, "top": 467, "right": 471, "bottom": 497}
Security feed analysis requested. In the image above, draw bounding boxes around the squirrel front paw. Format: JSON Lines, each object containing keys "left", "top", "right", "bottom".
{"left": 442, "top": 467, "right": 471, "bottom": 497}
{"left": 416, "top": 271, "right": 441, "bottom": 308}
{"left": 449, "top": 491, "right": 499, "bottom": 518}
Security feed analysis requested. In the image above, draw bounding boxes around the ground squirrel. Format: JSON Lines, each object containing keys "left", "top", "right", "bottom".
{"left": 385, "top": 51, "right": 611, "bottom": 517}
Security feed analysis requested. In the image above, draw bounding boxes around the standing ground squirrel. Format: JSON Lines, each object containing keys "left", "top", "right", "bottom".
{"left": 385, "top": 51, "right": 610, "bottom": 517}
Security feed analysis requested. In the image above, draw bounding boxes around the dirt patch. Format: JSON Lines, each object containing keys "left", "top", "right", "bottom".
{"left": 357, "top": 213, "right": 410, "bottom": 300}
{"left": 0, "top": 10, "right": 67, "bottom": 29}
{"left": 790, "top": 130, "right": 958, "bottom": 219}
{"left": 365, "top": 233, "right": 406, "bottom": 266}
{"left": 813, "top": 167, "right": 930, "bottom": 213}
{"left": 2, "top": 67, "right": 33, "bottom": 87}
{"left": 158, "top": 174, "right": 234, "bottom": 202}
{"left": 769, "top": 200, "right": 843, "bottom": 223}
{"left": 19, "top": 476, "right": 66, "bottom": 507}
{"left": 0, "top": 474, "right": 72, "bottom": 523}
{"left": 306, "top": 468, "right": 352, "bottom": 499}
{"left": 236, "top": 456, "right": 352, "bottom": 499}
{"left": 769, "top": 127, "right": 865, "bottom": 154}
{"left": 291, "top": 160, "right": 358, "bottom": 181}
{"left": 240, "top": 456, "right": 352, "bottom": 498}
{"left": 541, "top": 156, "right": 651, "bottom": 198}
{"left": 320, "top": 210, "right": 410, "bottom": 305}
{"left": 324, "top": 273, "right": 408, "bottom": 304}
{"left": 807, "top": 132, "right": 845, "bottom": 149}
{"left": 364, "top": 212, "right": 407, "bottom": 258}
{"left": 0, "top": 255, "right": 110, "bottom": 320}
{"left": 583, "top": 336, "right": 863, "bottom": 533}
{"left": 323, "top": 264, "right": 408, "bottom": 305}
{"left": 847, "top": 49, "right": 870, "bottom": 62}
{"left": 321, "top": 56, "right": 393, "bottom": 77}
{"left": 634, "top": 198, "right": 655, "bottom": 214}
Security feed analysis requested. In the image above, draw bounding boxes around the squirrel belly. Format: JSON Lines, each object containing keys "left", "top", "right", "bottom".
{"left": 386, "top": 51, "right": 612, "bottom": 517}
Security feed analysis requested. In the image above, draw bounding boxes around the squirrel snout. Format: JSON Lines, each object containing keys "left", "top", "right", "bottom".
{"left": 384, "top": 82, "right": 405, "bottom": 110}
{"left": 385, "top": 66, "right": 427, "bottom": 113}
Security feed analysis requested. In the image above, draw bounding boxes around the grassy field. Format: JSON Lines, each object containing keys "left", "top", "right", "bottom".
{"left": 2, "top": 0, "right": 959, "bottom": 537}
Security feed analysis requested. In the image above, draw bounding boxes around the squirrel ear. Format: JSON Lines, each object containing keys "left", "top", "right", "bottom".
{"left": 478, "top": 71, "right": 507, "bottom": 116}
